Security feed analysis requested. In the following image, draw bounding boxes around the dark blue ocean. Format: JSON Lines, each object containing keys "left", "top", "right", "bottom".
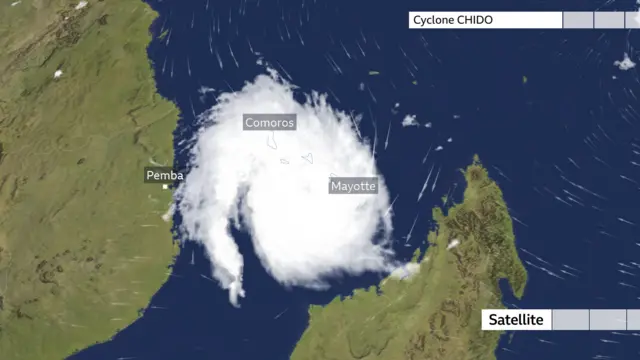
{"left": 70, "top": 0, "right": 640, "bottom": 359}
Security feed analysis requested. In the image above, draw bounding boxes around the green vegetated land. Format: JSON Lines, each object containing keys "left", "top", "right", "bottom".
{"left": 0, "top": 0, "right": 179, "bottom": 358}
{"left": 291, "top": 157, "right": 528, "bottom": 360}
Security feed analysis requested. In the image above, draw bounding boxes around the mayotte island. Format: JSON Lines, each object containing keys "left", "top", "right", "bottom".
{"left": 291, "top": 157, "right": 528, "bottom": 360}
{"left": 0, "top": 0, "right": 178, "bottom": 358}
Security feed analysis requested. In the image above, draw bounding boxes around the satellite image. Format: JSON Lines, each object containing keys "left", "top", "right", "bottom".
{"left": 1, "top": 0, "right": 640, "bottom": 359}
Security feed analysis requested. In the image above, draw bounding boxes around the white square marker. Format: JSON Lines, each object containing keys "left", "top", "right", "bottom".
{"left": 162, "top": 184, "right": 169, "bottom": 190}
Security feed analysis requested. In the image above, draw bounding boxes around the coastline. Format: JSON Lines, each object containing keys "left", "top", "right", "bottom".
{"left": 0, "top": 1, "right": 179, "bottom": 358}
{"left": 291, "top": 158, "right": 528, "bottom": 360}
{"left": 38, "top": 0, "right": 640, "bottom": 359}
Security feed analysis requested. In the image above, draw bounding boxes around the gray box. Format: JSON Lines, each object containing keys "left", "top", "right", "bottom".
{"left": 589, "top": 309, "right": 626, "bottom": 330}
{"left": 328, "top": 177, "right": 379, "bottom": 194}
{"left": 563, "top": 12, "right": 594, "bottom": 29}
{"left": 625, "top": 12, "right": 640, "bottom": 29}
{"left": 242, "top": 113, "right": 297, "bottom": 131}
{"left": 552, "top": 309, "right": 589, "bottom": 330}
{"left": 594, "top": 12, "right": 624, "bottom": 29}
{"left": 627, "top": 309, "right": 640, "bottom": 330}
{"left": 144, "top": 166, "right": 185, "bottom": 184}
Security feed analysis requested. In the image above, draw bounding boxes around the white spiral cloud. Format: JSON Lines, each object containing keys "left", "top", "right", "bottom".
{"left": 175, "top": 70, "right": 398, "bottom": 306}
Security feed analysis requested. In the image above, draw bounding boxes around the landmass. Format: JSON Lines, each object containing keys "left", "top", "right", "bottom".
{"left": 0, "top": 1, "right": 179, "bottom": 358}
{"left": 291, "top": 157, "right": 528, "bottom": 360}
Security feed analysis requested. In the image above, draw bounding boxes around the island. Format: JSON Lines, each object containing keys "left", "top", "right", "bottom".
{"left": 291, "top": 157, "right": 528, "bottom": 360}
{"left": 0, "top": 1, "right": 178, "bottom": 358}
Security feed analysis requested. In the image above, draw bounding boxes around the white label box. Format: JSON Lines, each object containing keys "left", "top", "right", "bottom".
{"left": 482, "top": 309, "right": 552, "bottom": 331}
{"left": 409, "top": 12, "right": 563, "bottom": 29}
{"left": 408, "top": 11, "right": 637, "bottom": 29}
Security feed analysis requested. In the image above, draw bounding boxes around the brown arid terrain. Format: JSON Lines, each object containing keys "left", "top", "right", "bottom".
{"left": 0, "top": 1, "right": 179, "bottom": 358}
{"left": 291, "top": 157, "right": 528, "bottom": 360}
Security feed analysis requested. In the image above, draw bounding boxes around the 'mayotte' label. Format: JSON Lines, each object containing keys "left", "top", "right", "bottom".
{"left": 482, "top": 309, "right": 552, "bottom": 331}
